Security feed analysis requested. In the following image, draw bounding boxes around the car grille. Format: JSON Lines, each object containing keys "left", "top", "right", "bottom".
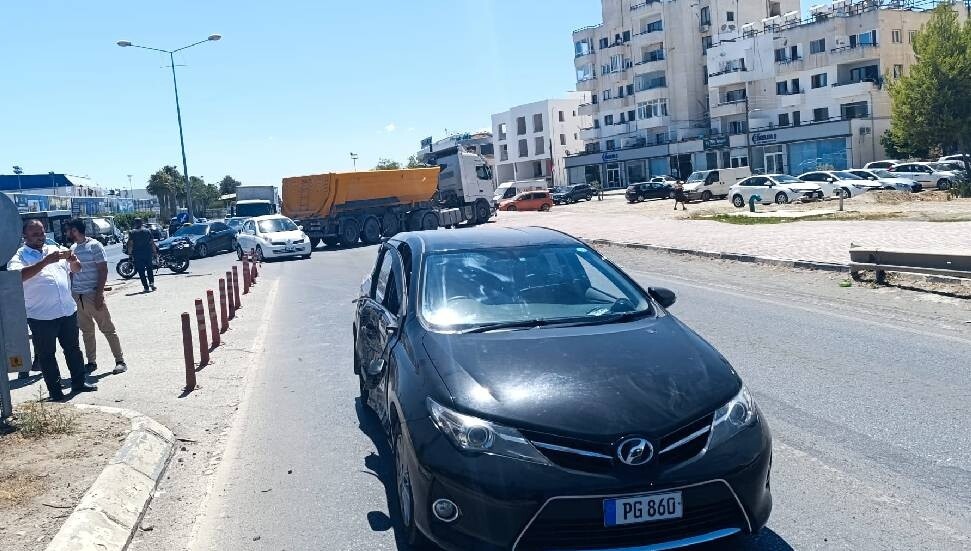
{"left": 521, "top": 413, "right": 714, "bottom": 473}
{"left": 515, "top": 481, "right": 747, "bottom": 550}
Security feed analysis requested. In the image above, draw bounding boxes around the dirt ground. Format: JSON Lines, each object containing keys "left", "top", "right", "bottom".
{"left": 0, "top": 406, "right": 129, "bottom": 551}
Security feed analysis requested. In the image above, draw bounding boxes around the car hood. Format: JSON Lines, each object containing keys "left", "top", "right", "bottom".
{"left": 878, "top": 177, "right": 914, "bottom": 184}
{"left": 781, "top": 182, "right": 821, "bottom": 192}
{"left": 682, "top": 182, "right": 704, "bottom": 191}
{"left": 160, "top": 235, "right": 199, "bottom": 246}
{"left": 421, "top": 316, "right": 740, "bottom": 439}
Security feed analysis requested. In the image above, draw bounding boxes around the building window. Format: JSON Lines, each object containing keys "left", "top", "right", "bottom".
{"left": 811, "top": 72, "right": 828, "bottom": 89}
{"left": 728, "top": 120, "right": 746, "bottom": 134}
{"left": 702, "top": 35, "right": 713, "bottom": 54}
{"left": 604, "top": 114, "right": 614, "bottom": 126}
{"left": 730, "top": 154, "right": 748, "bottom": 168}
{"left": 793, "top": 111, "right": 801, "bottom": 126}
{"left": 813, "top": 107, "right": 830, "bottom": 122}
{"left": 724, "top": 89, "right": 746, "bottom": 103}
{"left": 841, "top": 101, "right": 869, "bottom": 120}
{"left": 558, "top": 110, "right": 565, "bottom": 122}
{"left": 575, "top": 39, "right": 592, "bottom": 57}
{"left": 599, "top": 37, "right": 609, "bottom": 49}
{"left": 560, "top": 133, "right": 567, "bottom": 146}
{"left": 518, "top": 139, "right": 528, "bottom": 157}
{"left": 655, "top": 133, "right": 667, "bottom": 144}
{"left": 776, "top": 81, "right": 788, "bottom": 95}
{"left": 635, "top": 72, "right": 667, "bottom": 92}
{"left": 769, "top": 2, "right": 781, "bottom": 16}
{"left": 516, "top": 116, "right": 527, "bottom": 135}
{"left": 637, "top": 98, "right": 668, "bottom": 119}
{"left": 626, "top": 84, "right": 634, "bottom": 96}
{"left": 774, "top": 48, "right": 786, "bottom": 62}
{"left": 535, "top": 137, "right": 545, "bottom": 155}
{"left": 606, "top": 139, "right": 617, "bottom": 151}
{"left": 810, "top": 38, "right": 826, "bottom": 54}
{"left": 791, "top": 78, "right": 801, "bottom": 93}
{"left": 533, "top": 113, "right": 544, "bottom": 133}
{"left": 500, "top": 144, "right": 508, "bottom": 161}
{"left": 602, "top": 89, "right": 611, "bottom": 101}
{"left": 859, "top": 30, "right": 877, "bottom": 45}
{"left": 498, "top": 123, "right": 507, "bottom": 141}
{"left": 726, "top": 11, "right": 735, "bottom": 22}
{"left": 893, "top": 64, "right": 904, "bottom": 78}
{"left": 790, "top": 45, "right": 800, "bottom": 60}
{"left": 892, "top": 29, "right": 902, "bottom": 43}
{"left": 909, "top": 30, "right": 917, "bottom": 43}
{"left": 778, "top": 113, "right": 790, "bottom": 127}
{"left": 700, "top": 6, "right": 711, "bottom": 26}
{"left": 576, "top": 64, "right": 594, "bottom": 82}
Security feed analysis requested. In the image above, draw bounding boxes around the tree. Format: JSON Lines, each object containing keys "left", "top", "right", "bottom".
{"left": 879, "top": 130, "right": 929, "bottom": 160}
{"left": 887, "top": 4, "right": 971, "bottom": 181}
{"left": 218, "top": 175, "right": 241, "bottom": 195}
{"left": 374, "top": 158, "right": 402, "bottom": 170}
{"left": 406, "top": 155, "right": 429, "bottom": 169}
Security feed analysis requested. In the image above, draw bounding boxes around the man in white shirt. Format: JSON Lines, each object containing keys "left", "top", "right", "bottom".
{"left": 7, "top": 219, "right": 98, "bottom": 401}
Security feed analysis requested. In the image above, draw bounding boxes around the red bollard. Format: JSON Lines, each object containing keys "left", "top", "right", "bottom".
{"left": 181, "top": 312, "right": 196, "bottom": 391}
{"left": 195, "top": 299, "right": 209, "bottom": 366}
{"left": 232, "top": 266, "right": 241, "bottom": 310}
{"left": 218, "top": 278, "right": 228, "bottom": 332}
{"left": 207, "top": 290, "right": 219, "bottom": 348}
{"left": 226, "top": 271, "right": 236, "bottom": 319}
{"left": 242, "top": 257, "right": 250, "bottom": 294}
{"left": 250, "top": 260, "right": 257, "bottom": 285}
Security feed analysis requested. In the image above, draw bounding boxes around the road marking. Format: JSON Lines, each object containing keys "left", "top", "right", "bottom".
{"left": 187, "top": 277, "right": 280, "bottom": 550}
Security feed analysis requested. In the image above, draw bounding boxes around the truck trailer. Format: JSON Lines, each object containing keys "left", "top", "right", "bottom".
{"left": 282, "top": 149, "right": 495, "bottom": 248}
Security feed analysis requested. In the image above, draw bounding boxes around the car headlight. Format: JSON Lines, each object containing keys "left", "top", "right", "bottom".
{"left": 427, "top": 398, "right": 550, "bottom": 465}
{"left": 707, "top": 386, "right": 758, "bottom": 449}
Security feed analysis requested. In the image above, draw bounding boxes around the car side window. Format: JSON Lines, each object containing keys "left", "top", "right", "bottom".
{"left": 383, "top": 270, "right": 402, "bottom": 316}
{"left": 372, "top": 250, "right": 392, "bottom": 302}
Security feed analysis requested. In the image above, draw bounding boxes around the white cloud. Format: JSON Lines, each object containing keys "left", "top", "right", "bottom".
{"left": 384, "top": 123, "right": 397, "bottom": 133}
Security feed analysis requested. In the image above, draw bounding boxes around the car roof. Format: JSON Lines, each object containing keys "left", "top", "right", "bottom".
{"left": 249, "top": 215, "right": 288, "bottom": 221}
{"left": 395, "top": 226, "right": 580, "bottom": 255}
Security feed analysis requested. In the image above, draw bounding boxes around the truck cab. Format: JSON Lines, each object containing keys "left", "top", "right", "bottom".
{"left": 430, "top": 148, "right": 496, "bottom": 225}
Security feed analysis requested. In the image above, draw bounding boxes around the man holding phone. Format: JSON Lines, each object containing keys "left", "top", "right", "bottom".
{"left": 7, "top": 219, "right": 97, "bottom": 400}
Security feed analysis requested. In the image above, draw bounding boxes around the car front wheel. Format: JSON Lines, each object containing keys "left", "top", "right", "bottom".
{"left": 195, "top": 243, "right": 208, "bottom": 258}
{"left": 775, "top": 192, "right": 790, "bottom": 205}
{"left": 937, "top": 179, "right": 951, "bottom": 190}
{"left": 393, "top": 422, "right": 429, "bottom": 547}
{"left": 732, "top": 194, "right": 745, "bottom": 208}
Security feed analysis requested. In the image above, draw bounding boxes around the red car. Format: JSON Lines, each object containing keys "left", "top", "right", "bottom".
{"left": 499, "top": 190, "right": 553, "bottom": 212}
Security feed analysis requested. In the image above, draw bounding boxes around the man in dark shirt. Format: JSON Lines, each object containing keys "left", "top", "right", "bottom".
{"left": 126, "top": 218, "right": 158, "bottom": 292}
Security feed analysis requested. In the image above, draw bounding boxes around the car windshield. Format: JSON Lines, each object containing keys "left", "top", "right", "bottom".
{"left": 258, "top": 218, "right": 298, "bottom": 233}
{"left": 872, "top": 169, "right": 892, "bottom": 177}
{"left": 552, "top": 186, "right": 569, "bottom": 193}
{"left": 174, "top": 225, "right": 208, "bottom": 236}
{"left": 832, "top": 171, "right": 862, "bottom": 180}
{"left": 685, "top": 171, "right": 705, "bottom": 183}
{"left": 227, "top": 219, "right": 244, "bottom": 229}
{"left": 420, "top": 245, "right": 652, "bottom": 331}
{"left": 772, "top": 175, "right": 802, "bottom": 183}
{"left": 928, "top": 163, "right": 953, "bottom": 171}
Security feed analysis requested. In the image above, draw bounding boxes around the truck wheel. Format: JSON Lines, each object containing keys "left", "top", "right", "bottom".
{"left": 361, "top": 217, "right": 382, "bottom": 245}
{"left": 408, "top": 212, "right": 424, "bottom": 232}
{"left": 323, "top": 237, "right": 340, "bottom": 247}
{"left": 339, "top": 220, "right": 359, "bottom": 246}
{"left": 474, "top": 200, "right": 491, "bottom": 225}
{"left": 309, "top": 237, "right": 321, "bottom": 250}
{"left": 421, "top": 211, "right": 439, "bottom": 231}
{"left": 381, "top": 212, "right": 400, "bottom": 237}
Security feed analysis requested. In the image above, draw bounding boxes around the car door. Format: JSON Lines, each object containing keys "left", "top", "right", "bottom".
{"left": 358, "top": 246, "right": 404, "bottom": 424}
{"left": 746, "top": 176, "right": 770, "bottom": 203}
{"left": 210, "top": 222, "right": 230, "bottom": 251}
{"left": 238, "top": 220, "right": 255, "bottom": 253}
{"left": 891, "top": 164, "right": 920, "bottom": 183}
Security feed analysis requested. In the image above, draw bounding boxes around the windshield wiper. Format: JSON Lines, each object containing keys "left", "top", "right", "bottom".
{"left": 566, "top": 309, "right": 654, "bottom": 327}
{"left": 459, "top": 319, "right": 554, "bottom": 334}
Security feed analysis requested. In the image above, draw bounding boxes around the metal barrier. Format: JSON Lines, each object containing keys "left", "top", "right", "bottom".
{"left": 849, "top": 248, "right": 971, "bottom": 283}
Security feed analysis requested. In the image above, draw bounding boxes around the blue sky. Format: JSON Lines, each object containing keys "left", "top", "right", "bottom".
{"left": 0, "top": 1, "right": 808, "bottom": 190}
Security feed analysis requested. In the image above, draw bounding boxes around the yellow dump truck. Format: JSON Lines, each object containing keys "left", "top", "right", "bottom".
{"left": 282, "top": 149, "right": 495, "bottom": 247}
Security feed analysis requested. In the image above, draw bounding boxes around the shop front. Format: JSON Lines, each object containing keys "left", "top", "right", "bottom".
{"left": 746, "top": 121, "right": 853, "bottom": 176}
{"left": 566, "top": 145, "right": 672, "bottom": 189}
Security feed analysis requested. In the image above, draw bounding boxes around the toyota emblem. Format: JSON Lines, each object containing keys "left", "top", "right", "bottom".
{"left": 616, "top": 437, "right": 654, "bottom": 466}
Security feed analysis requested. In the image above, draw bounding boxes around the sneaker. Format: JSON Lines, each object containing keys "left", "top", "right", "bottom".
{"left": 71, "top": 382, "right": 98, "bottom": 393}
{"left": 143, "top": 287, "right": 150, "bottom": 293}
{"left": 85, "top": 362, "right": 98, "bottom": 374}
{"left": 150, "top": 284, "right": 157, "bottom": 291}
{"left": 113, "top": 362, "right": 128, "bottom": 374}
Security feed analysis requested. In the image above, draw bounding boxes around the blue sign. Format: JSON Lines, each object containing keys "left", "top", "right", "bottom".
{"left": 602, "top": 152, "right": 619, "bottom": 163}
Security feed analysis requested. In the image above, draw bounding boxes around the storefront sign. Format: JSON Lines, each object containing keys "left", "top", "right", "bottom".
{"left": 601, "top": 152, "right": 619, "bottom": 162}
{"left": 751, "top": 132, "right": 778, "bottom": 145}
{"left": 703, "top": 135, "right": 728, "bottom": 149}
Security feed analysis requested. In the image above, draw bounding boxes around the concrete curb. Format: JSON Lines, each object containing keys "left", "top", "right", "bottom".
{"left": 45, "top": 405, "right": 175, "bottom": 551}
{"left": 583, "top": 238, "right": 851, "bottom": 273}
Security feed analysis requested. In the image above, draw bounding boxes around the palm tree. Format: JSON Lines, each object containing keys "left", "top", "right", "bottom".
{"left": 147, "top": 165, "right": 182, "bottom": 219}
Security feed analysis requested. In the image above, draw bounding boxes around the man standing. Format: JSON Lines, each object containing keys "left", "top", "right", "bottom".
{"left": 127, "top": 218, "right": 158, "bottom": 293}
{"left": 66, "top": 219, "right": 128, "bottom": 375}
{"left": 7, "top": 219, "right": 97, "bottom": 400}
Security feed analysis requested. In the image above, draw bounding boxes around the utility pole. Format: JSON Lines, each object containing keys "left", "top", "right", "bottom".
{"left": 127, "top": 174, "right": 133, "bottom": 198}
{"left": 49, "top": 171, "right": 57, "bottom": 197}
{"left": 350, "top": 152, "right": 359, "bottom": 171}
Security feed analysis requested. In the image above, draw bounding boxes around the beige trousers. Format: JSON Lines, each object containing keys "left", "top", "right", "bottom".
{"left": 73, "top": 293, "right": 125, "bottom": 365}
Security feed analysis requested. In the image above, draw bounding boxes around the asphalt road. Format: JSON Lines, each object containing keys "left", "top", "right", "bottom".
{"left": 188, "top": 241, "right": 971, "bottom": 551}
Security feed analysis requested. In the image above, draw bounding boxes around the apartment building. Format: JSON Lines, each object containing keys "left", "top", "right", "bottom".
{"left": 568, "top": 0, "right": 798, "bottom": 188}
{"left": 706, "top": 0, "right": 955, "bottom": 176}
{"left": 491, "top": 93, "right": 590, "bottom": 186}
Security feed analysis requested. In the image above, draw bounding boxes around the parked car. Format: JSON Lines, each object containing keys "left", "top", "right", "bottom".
{"left": 625, "top": 181, "right": 673, "bottom": 203}
{"left": 236, "top": 215, "right": 312, "bottom": 260}
{"left": 888, "top": 162, "right": 959, "bottom": 190}
{"left": 864, "top": 159, "right": 903, "bottom": 170}
{"left": 936, "top": 160, "right": 969, "bottom": 177}
{"left": 494, "top": 180, "right": 549, "bottom": 203}
{"left": 848, "top": 169, "right": 921, "bottom": 192}
{"left": 498, "top": 190, "right": 553, "bottom": 212}
{"left": 797, "top": 170, "right": 882, "bottom": 198}
{"left": 552, "top": 184, "right": 594, "bottom": 204}
{"left": 938, "top": 154, "right": 970, "bottom": 164}
{"left": 681, "top": 168, "right": 750, "bottom": 202}
{"left": 651, "top": 175, "right": 681, "bottom": 186}
{"left": 145, "top": 222, "right": 167, "bottom": 240}
{"left": 354, "top": 227, "right": 772, "bottom": 551}
{"left": 730, "top": 174, "right": 823, "bottom": 207}
{"left": 158, "top": 221, "right": 237, "bottom": 258}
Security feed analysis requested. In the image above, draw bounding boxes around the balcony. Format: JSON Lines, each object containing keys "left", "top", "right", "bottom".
{"left": 604, "top": 95, "right": 634, "bottom": 109}
{"left": 601, "top": 121, "right": 638, "bottom": 139}
{"left": 578, "top": 102, "right": 597, "bottom": 117}
{"left": 579, "top": 126, "right": 601, "bottom": 142}
{"left": 630, "top": 0, "right": 662, "bottom": 11}
{"left": 710, "top": 98, "right": 747, "bottom": 119}
{"left": 830, "top": 78, "right": 881, "bottom": 99}
{"left": 572, "top": 24, "right": 602, "bottom": 36}
{"left": 707, "top": 66, "right": 752, "bottom": 88}
{"left": 637, "top": 115, "right": 670, "bottom": 130}
{"left": 829, "top": 43, "right": 880, "bottom": 63}
{"left": 779, "top": 90, "right": 805, "bottom": 108}
{"left": 632, "top": 27, "right": 664, "bottom": 45}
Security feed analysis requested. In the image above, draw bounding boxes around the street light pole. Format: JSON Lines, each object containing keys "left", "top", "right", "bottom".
{"left": 350, "top": 152, "right": 359, "bottom": 171}
{"left": 12, "top": 165, "right": 22, "bottom": 192}
{"left": 117, "top": 34, "right": 221, "bottom": 220}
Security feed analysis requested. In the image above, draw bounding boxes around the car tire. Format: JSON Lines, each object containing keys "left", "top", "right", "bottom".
{"left": 731, "top": 194, "right": 745, "bottom": 208}
{"left": 585, "top": 195, "right": 593, "bottom": 201}
{"left": 701, "top": 190, "right": 712, "bottom": 202}
{"left": 774, "top": 192, "right": 790, "bottom": 205}
{"left": 840, "top": 187, "right": 851, "bottom": 199}
{"left": 236, "top": 245, "right": 244, "bottom": 261}
{"left": 255, "top": 245, "right": 264, "bottom": 262}
{"left": 195, "top": 243, "right": 208, "bottom": 258}
{"left": 507, "top": 205, "right": 517, "bottom": 211}
{"left": 937, "top": 179, "right": 951, "bottom": 190}
{"left": 539, "top": 203, "right": 551, "bottom": 212}
{"left": 393, "top": 421, "right": 429, "bottom": 548}
{"left": 302, "top": 253, "right": 312, "bottom": 260}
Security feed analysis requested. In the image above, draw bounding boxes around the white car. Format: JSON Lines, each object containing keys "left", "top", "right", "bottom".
{"left": 888, "top": 162, "right": 959, "bottom": 190}
{"left": 236, "top": 215, "right": 312, "bottom": 261}
{"left": 938, "top": 154, "right": 970, "bottom": 164}
{"left": 864, "top": 159, "right": 902, "bottom": 170}
{"left": 798, "top": 170, "right": 882, "bottom": 198}
{"left": 848, "top": 169, "right": 921, "bottom": 192}
{"left": 729, "top": 174, "right": 823, "bottom": 207}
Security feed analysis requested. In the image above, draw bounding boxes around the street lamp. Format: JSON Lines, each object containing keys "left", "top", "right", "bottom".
{"left": 12, "top": 165, "right": 22, "bottom": 192}
{"left": 350, "top": 152, "right": 359, "bottom": 171}
{"left": 49, "top": 171, "right": 56, "bottom": 197}
{"left": 117, "top": 34, "right": 221, "bottom": 219}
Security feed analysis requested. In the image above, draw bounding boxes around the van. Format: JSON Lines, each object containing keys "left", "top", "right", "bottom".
{"left": 682, "top": 167, "right": 752, "bottom": 201}
{"left": 493, "top": 180, "right": 549, "bottom": 203}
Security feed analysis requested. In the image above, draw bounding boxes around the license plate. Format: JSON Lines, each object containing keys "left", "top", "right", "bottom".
{"left": 604, "top": 491, "right": 682, "bottom": 526}
{"left": 283, "top": 246, "right": 296, "bottom": 252}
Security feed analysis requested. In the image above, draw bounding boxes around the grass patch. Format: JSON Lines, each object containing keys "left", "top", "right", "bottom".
{"left": 697, "top": 212, "right": 907, "bottom": 224}
{"left": 701, "top": 214, "right": 800, "bottom": 225}
{"left": 11, "top": 389, "right": 78, "bottom": 438}
{"left": 0, "top": 471, "right": 43, "bottom": 506}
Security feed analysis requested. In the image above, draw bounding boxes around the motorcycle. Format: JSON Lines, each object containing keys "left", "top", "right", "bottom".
{"left": 116, "top": 237, "right": 192, "bottom": 279}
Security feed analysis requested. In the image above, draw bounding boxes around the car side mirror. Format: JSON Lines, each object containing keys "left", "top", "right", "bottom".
{"left": 364, "top": 358, "right": 385, "bottom": 388}
{"left": 828, "top": 177, "right": 836, "bottom": 182}
{"left": 648, "top": 287, "right": 677, "bottom": 308}
{"left": 298, "top": 225, "right": 304, "bottom": 231}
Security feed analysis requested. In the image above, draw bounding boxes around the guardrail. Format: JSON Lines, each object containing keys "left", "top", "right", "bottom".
{"left": 849, "top": 248, "right": 971, "bottom": 284}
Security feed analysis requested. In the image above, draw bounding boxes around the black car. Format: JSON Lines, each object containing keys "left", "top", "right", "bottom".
{"left": 157, "top": 221, "right": 236, "bottom": 258}
{"left": 626, "top": 182, "right": 673, "bottom": 203}
{"left": 354, "top": 227, "right": 772, "bottom": 551}
{"left": 552, "top": 184, "right": 594, "bottom": 204}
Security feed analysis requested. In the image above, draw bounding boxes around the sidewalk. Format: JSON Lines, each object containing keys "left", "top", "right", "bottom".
{"left": 495, "top": 197, "right": 971, "bottom": 265}
{"left": 7, "top": 254, "right": 278, "bottom": 551}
